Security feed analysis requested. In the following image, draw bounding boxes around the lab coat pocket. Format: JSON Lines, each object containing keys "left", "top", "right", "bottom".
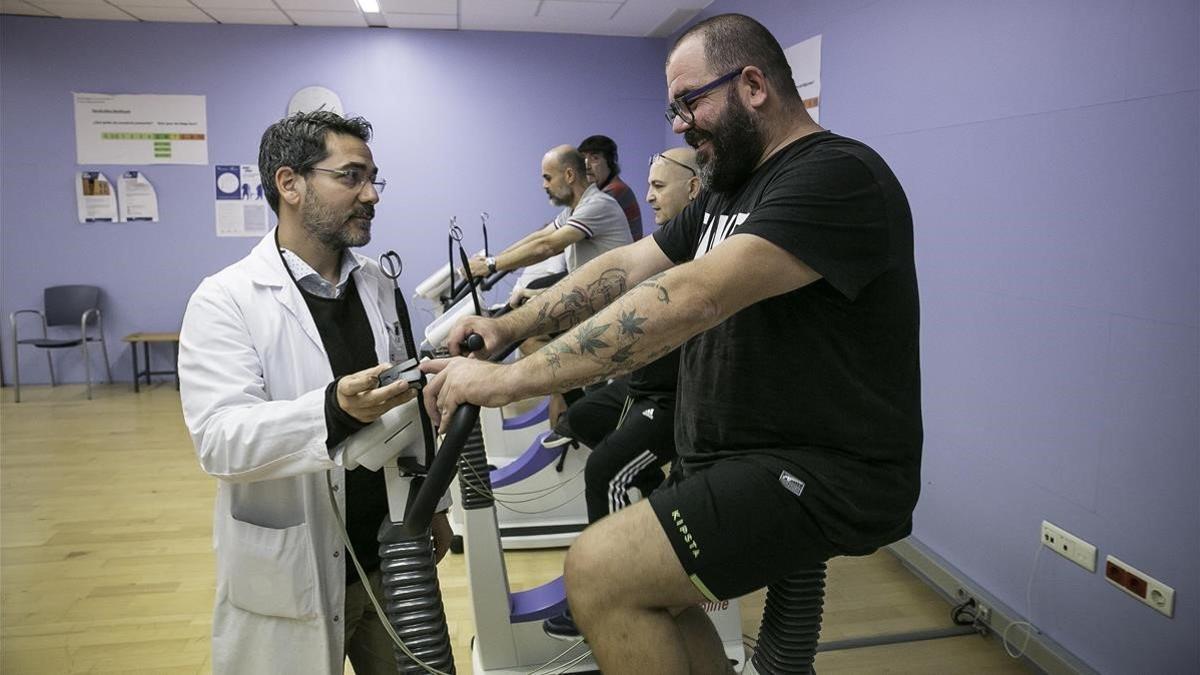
{"left": 223, "top": 517, "right": 318, "bottom": 620}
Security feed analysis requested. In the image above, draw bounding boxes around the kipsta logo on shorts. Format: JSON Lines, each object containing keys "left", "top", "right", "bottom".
{"left": 671, "top": 509, "right": 700, "bottom": 558}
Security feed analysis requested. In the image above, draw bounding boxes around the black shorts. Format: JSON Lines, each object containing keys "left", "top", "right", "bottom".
{"left": 648, "top": 456, "right": 839, "bottom": 601}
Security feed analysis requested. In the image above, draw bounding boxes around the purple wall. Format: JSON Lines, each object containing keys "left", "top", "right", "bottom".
{"left": 0, "top": 16, "right": 668, "bottom": 385}
{"left": 680, "top": 1, "right": 1199, "bottom": 672}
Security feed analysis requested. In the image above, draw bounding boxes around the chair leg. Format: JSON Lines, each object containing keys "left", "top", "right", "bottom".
{"left": 99, "top": 336, "right": 113, "bottom": 384}
{"left": 12, "top": 339, "right": 20, "bottom": 403}
{"left": 83, "top": 340, "right": 92, "bottom": 400}
{"left": 46, "top": 349, "right": 56, "bottom": 387}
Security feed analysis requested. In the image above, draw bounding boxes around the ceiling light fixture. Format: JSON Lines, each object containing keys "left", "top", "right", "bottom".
{"left": 355, "top": 0, "right": 380, "bottom": 14}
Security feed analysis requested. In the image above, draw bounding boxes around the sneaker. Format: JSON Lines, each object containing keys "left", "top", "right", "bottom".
{"left": 542, "top": 610, "right": 582, "bottom": 640}
{"left": 541, "top": 432, "right": 574, "bottom": 449}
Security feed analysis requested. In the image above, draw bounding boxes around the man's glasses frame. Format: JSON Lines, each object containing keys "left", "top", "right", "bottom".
{"left": 663, "top": 66, "right": 746, "bottom": 125}
{"left": 309, "top": 166, "right": 387, "bottom": 194}
{"left": 649, "top": 153, "right": 697, "bottom": 177}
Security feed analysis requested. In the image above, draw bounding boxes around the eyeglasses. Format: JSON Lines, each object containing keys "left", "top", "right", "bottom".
{"left": 663, "top": 66, "right": 746, "bottom": 125}
{"left": 649, "top": 153, "right": 697, "bottom": 176}
{"left": 309, "top": 166, "right": 387, "bottom": 194}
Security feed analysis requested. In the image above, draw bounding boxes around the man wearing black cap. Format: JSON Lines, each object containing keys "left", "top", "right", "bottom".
{"left": 579, "top": 134, "right": 643, "bottom": 241}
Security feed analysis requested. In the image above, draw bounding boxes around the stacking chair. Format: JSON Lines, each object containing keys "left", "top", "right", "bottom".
{"left": 10, "top": 285, "right": 113, "bottom": 402}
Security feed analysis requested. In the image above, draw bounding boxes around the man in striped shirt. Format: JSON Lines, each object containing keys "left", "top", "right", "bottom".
{"left": 580, "top": 134, "right": 644, "bottom": 241}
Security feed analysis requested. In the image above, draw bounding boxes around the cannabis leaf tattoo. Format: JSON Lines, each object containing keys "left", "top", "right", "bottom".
{"left": 576, "top": 321, "right": 611, "bottom": 356}
{"left": 617, "top": 310, "right": 647, "bottom": 336}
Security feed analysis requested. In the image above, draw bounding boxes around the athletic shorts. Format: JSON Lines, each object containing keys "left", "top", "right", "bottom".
{"left": 648, "top": 456, "right": 839, "bottom": 601}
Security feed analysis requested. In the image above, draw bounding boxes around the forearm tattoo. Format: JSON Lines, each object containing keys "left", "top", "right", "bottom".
{"left": 540, "top": 274, "right": 682, "bottom": 391}
{"left": 530, "top": 268, "right": 629, "bottom": 336}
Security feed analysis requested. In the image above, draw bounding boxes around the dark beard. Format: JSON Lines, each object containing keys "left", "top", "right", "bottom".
{"left": 685, "top": 90, "right": 765, "bottom": 194}
{"left": 302, "top": 190, "right": 373, "bottom": 249}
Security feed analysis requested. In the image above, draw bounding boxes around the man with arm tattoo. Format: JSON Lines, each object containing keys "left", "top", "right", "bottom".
{"left": 422, "top": 14, "right": 922, "bottom": 674}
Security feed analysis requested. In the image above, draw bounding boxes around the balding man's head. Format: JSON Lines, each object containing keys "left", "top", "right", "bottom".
{"left": 647, "top": 147, "right": 701, "bottom": 225}
{"left": 542, "top": 145, "right": 588, "bottom": 207}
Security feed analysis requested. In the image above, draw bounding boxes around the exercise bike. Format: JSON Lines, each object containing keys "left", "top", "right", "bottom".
{"left": 342, "top": 248, "right": 828, "bottom": 673}
{"left": 414, "top": 218, "right": 590, "bottom": 550}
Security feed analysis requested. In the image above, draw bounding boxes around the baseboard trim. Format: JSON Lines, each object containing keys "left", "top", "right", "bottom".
{"left": 888, "top": 537, "right": 1098, "bottom": 675}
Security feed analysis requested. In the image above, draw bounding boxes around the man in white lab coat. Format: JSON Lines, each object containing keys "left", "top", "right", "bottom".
{"left": 180, "top": 111, "right": 452, "bottom": 674}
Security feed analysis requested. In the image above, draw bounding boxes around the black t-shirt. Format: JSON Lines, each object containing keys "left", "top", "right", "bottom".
{"left": 627, "top": 347, "right": 680, "bottom": 401}
{"left": 651, "top": 131, "right": 922, "bottom": 552}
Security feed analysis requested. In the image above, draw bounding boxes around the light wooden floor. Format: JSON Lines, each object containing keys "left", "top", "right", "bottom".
{"left": 1, "top": 384, "right": 1033, "bottom": 674}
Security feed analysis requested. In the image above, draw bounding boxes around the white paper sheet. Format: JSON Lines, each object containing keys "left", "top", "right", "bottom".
{"left": 784, "top": 35, "right": 822, "bottom": 123}
{"left": 215, "top": 164, "right": 269, "bottom": 237}
{"left": 117, "top": 171, "right": 159, "bottom": 222}
{"left": 74, "top": 93, "right": 208, "bottom": 165}
{"left": 76, "top": 171, "right": 118, "bottom": 223}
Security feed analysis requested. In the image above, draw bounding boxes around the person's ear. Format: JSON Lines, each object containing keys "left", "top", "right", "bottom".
{"left": 742, "top": 66, "right": 769, "bottom": 109}
{"left": 276, "top": 167, "right": 304, "bottom": 208}
{"left": 687, "top": 175, "right": 701, "bottom": 200}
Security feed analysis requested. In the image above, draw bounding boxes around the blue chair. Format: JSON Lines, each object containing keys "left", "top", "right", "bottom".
{"left": 10, "top": 285, "right": 113, "bottom": 402}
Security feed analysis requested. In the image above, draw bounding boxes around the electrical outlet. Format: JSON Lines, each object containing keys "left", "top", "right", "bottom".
{"left": 1105, "top": 555, "right": 1175, "bottom": 618}
{"left": 1040, "top": 521, "right": 1097, "bottom": 572}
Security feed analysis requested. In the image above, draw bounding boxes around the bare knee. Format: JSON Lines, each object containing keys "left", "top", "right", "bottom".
{"left": 563, "top": 528, "right": 608, "bottom": 613}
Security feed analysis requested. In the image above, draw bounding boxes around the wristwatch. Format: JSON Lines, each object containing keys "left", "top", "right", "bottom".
{"left": 485, "top": 256, "right": 498, "bottom": 274}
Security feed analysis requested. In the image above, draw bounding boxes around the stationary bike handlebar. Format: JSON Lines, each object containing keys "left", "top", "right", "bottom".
{"left": 449, "top": 269, "right": 510, "bottom": 305}
{"left": 399, "top": 333, "right": 519, "bottom": 537}
{"left": 453, "top": 301, "right": 514, "bottom": 354}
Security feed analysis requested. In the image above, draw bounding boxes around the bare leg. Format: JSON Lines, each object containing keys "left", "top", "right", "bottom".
{"left": 564, "top": 500, "right": 728, "bottom": 674}
{"left": 673, "top": 605, "right": 736, "bottom": 675}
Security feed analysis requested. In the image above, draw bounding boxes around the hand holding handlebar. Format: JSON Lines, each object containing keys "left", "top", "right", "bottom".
{"left": 446, "top": 314, "right": 510, "bottom": 358}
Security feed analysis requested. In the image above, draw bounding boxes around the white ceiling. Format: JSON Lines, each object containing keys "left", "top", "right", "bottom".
{"left": 0, "top": 0, "right": 712, "bottom": 37}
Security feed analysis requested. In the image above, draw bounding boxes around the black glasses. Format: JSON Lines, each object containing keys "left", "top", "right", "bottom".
{"left": 649, "top": 153, "right": 697, "bottom": 176}
{"left": 664, "top": 66, "right": 746, "bottom": 125}
{"left": 309, "top": 167, "right": 386, "bottom": 194}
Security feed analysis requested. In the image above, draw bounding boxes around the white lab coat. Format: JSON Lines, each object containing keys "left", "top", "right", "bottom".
{"left": 179, "top": 232, "right": 426, "bottom": 674}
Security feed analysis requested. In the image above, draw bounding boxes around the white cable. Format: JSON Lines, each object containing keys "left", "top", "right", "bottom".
{"left": 464, "top": 462, "right": 587, "bottom": 501}
{"left": 459, "top": 455, "right": 587, "bottom": 508}
{"left": 496, "top": 486, "right": 588, "bottom": 515}
{"left": 1002, "top": 543, "right": 1044, "bottom": 659}
{"left": 525, "top": 638, "right": 590, "bottom": 675}
{"left": 325, "top": 473, "right": 452, "bottom": 675}
{"left": 546, "top": 647, "right": 594, "bottom": 674}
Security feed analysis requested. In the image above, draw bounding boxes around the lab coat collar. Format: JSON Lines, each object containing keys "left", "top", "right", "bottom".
{"left": 244, "top": 230, "right": 378, "bottom": 358}
{"left": 244, "top": 229, "right": 369, "bottom": 288}
{"left": 247, "top": 231, "right": 326, "bottom": 353}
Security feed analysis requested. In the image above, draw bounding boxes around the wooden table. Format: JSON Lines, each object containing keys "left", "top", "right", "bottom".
{"left": 122, "top": 332, "right": 180, "bottom": 392}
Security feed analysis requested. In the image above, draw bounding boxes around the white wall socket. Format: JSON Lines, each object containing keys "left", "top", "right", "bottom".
{"left": 1105, "top": 555, "right": 1175, "bottom": 618}
{"left": 1040, "top": 520, "right": 1097, "bottom": 572}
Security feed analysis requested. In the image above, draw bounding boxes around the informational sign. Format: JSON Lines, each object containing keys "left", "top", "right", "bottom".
{"left": 784, "top": 35, "right": 821, "bottom": 123}
{"left": 117, "top": 171, "right": 159, "bottom": 222}
{"left": 215, "top": 164, "right": 269, "bottom": 237}
{"left": 74, "top": 93, "right": 208, "bottom": 165}
{"left": 76, "top": 171, "right": 118, "bottom": 223}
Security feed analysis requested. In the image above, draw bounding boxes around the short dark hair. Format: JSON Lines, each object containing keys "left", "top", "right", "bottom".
{"left": 670, "top": 13, "right": 801, "bottom": 104}
{"left": 258, "top": 110, "right": 373, "bottom": 215}
{"left": 577, "top": 134, "right": 621, "bottom": 177}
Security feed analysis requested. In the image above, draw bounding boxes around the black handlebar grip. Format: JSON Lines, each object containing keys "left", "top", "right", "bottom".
{"left": 458, "top": 333, "right": 485, "bottom": 353}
